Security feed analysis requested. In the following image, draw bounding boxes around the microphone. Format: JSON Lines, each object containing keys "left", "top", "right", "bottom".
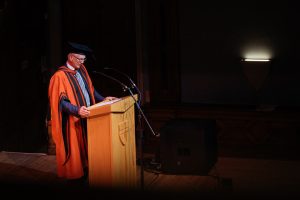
{"left": 92, "top": 71, "right": 129, "bottom": 92}
{"left": 104, "top": 67, "right": 142, "bottom": 105}
{"left": 96, "top": 69, "right": 158, "bottom": 138}
{"left": 104, "top": 67, "right": 136, "bottom": 89}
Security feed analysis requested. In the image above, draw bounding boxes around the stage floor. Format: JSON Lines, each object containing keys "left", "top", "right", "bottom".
{"left": 1, "top": 151, "right": 300, "bottom": 198}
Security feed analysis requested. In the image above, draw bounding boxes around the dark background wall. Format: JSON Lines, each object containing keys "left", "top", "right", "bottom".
{"left": 0, "top": 0, "right": 48, "bottom": 152}
{"left": 178, "top": 1, "right": 300, "bottom": 106}
{"left": 0, "top": 0, "right": 299, "bottom": 159}
{"left": 0, "top": 0, "right": 138, "bottom": 152}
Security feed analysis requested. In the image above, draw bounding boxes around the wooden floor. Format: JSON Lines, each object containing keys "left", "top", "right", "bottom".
{"left": 1, "top": 151, "right": 300, "bottom": 198}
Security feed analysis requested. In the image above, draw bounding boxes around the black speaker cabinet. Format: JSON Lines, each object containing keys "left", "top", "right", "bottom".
{"left": 160, "top": 119, "right": 218, "bottom": 175}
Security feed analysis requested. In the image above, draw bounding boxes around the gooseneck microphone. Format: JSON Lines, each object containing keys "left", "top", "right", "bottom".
{"left": 104, "top": 67, "right": 142, "bottom": 105}
{"left": 93, "top": 69, "right": 158, "bottom": 137}
{"left": 104, "top": 67, "right": 136, "bottom": 88}
{"left": 92, "top": 70, "right": 129, "bottom": 92}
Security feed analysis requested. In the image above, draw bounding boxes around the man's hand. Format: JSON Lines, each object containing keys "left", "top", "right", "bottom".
{"left": 78, "top": 106, "right": 90, "bottom": 118}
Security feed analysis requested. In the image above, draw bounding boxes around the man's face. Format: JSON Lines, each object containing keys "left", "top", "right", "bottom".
{"left": 69, "top": 53, "right": 86, "bottom": 69}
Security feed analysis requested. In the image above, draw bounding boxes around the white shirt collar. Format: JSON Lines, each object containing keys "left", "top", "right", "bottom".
{"left": 66, "top": 61, "right": 75, "bottom": 71}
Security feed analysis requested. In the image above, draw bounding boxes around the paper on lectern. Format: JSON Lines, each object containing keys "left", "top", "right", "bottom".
{"left": 89, "top": 98, "right": 122, "bottom": 109}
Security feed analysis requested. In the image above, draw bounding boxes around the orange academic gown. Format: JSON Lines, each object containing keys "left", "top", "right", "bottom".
{"left": 48, "top": 65, "right": 96, "bottom": 179}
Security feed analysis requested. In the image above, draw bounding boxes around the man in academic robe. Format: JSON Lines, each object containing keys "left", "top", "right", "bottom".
{"left": 48, "top": 42, "right": 116, "bottom": 181}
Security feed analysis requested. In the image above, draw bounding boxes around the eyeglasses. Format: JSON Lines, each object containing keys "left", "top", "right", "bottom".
{"left": 73, "top": 55, "right": 87, "bottom": 62}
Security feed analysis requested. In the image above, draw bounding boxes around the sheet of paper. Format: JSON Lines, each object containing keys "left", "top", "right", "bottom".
{"left": 90, "top": 98, "right": 122, "bottom": 108}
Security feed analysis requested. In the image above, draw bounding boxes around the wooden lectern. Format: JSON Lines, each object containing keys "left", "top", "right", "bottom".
{"left": 87, "top": 95, "right": 137, "bottom": 189}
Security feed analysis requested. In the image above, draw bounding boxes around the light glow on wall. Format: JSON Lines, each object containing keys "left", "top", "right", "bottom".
{"left": 241, "top": 41, "right": 273, "bottom": 62}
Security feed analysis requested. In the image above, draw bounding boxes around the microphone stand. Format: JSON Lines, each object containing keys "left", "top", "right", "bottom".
{"left": 126, "top": 85, "right": 157, "bottom": 190}
{"left": 104, "top": 67, "right": 142, "bottom": 106}
{"left": 103, "top": 67, "right": 160, "bottom": 189}
{"left": 93, "top": 71, "right": 158, "bottom": 190}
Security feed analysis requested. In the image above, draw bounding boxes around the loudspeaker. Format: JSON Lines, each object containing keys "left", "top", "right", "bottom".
{"left": 159, "top": 119, "right": 218, "bottom": 175}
